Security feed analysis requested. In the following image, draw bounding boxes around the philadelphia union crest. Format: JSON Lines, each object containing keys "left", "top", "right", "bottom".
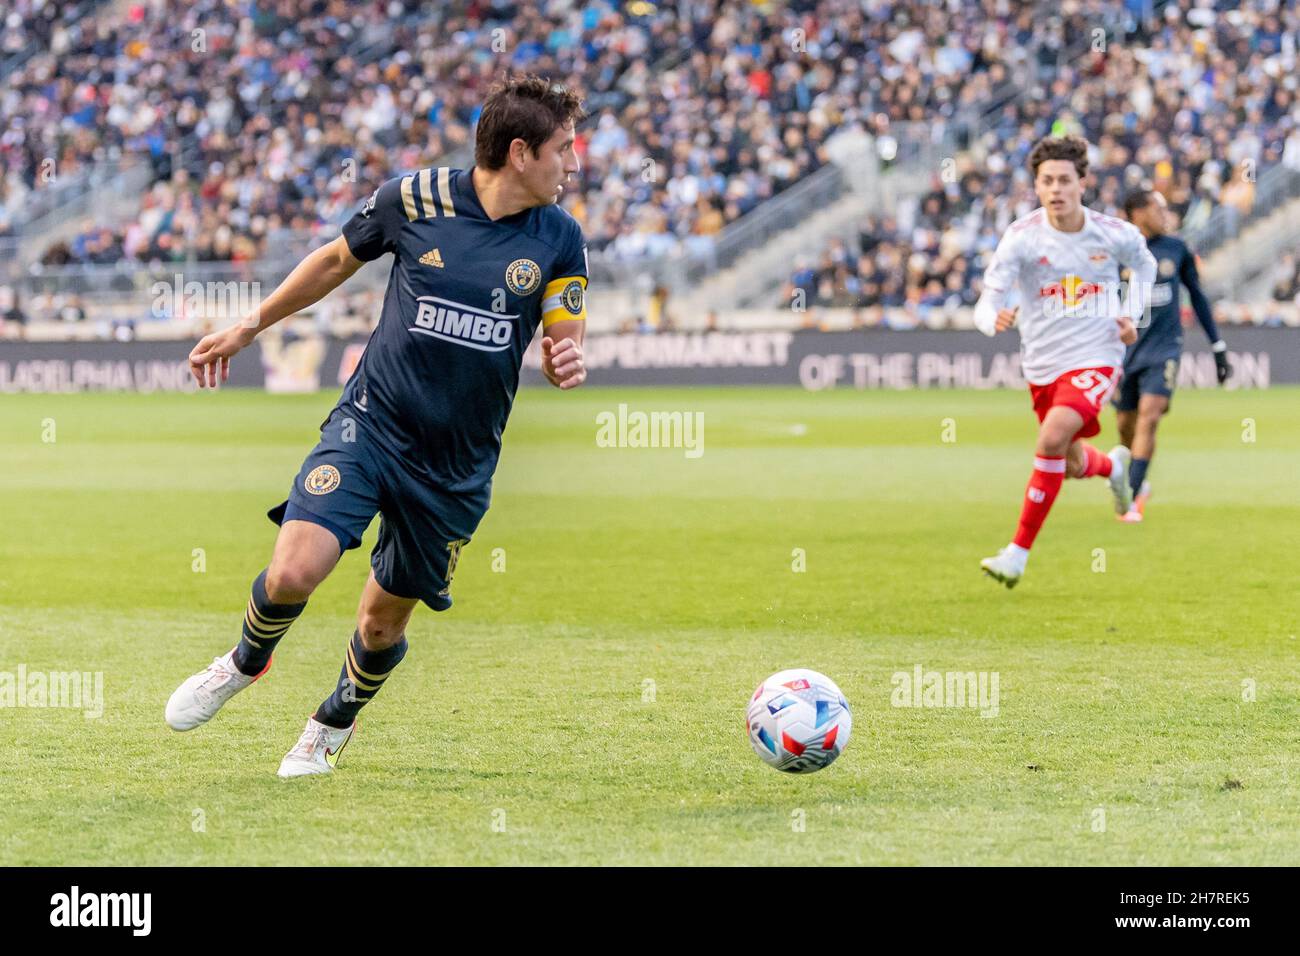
{"left": 561, "top": 279, "right": 584, "bottom": 314}
{"left": 505, "top": 258, "right": 541, "bottom": 295}
{"left": 304, "top": 464, "right": 341, "bottom": 495}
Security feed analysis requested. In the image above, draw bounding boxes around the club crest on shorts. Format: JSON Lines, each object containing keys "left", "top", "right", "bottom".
{"left": 561, "top": 279, "right": 584, "bottom": 314}
{"left": 505, "top": 258, "right": 541, "bottom": 295}
{"left": 304, "top": 464, "right": 340, "bottom": 495}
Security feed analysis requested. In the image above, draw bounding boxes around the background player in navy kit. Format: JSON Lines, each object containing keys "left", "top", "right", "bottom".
{"left": 1114, "top": 189, "right": 1231, "bottom": 522}
{"left": 165, "top": 77, "right": 590, "bottom": 776}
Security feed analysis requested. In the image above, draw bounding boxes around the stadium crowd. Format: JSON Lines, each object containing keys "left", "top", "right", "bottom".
{"left": 3, "top": 0, "right": 1297, "bottom": 336}
{"left": 10, "top": 0, "right": 1054, "bottom": 269}
{"left": 7, "top": 0, "right": 688, "bottom": 264}
{"left": 783, "top": 0, "right": 1300, "bottom": 323}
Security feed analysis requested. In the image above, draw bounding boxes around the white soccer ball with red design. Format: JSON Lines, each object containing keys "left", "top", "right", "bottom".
{"left": 746, "top": 668, "right": 851, "bottom": 773}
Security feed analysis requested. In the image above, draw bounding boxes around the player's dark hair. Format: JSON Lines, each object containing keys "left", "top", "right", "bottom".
{"left": 475, "top": 75, "right": 587, "bottom": 171}
{"left": 1123, "top": 189, "right": 1156, "bottom": 218}
{"left": 1028, "top": 135, "right": 1089, "bottom": 180}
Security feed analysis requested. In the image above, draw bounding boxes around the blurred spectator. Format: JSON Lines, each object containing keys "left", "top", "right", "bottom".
{"left": 0, "top": 283, "right": 28, "bottom": 337}
{"left": 1272, "top": 253, "right": 1300, "bottom": 304}
{"left": 58, "top": 294, "right": 87, "bottom": 323}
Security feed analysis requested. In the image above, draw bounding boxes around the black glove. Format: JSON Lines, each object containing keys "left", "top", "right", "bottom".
{"left": 1213, "top": 342, "right": 1231, "bottom": 384}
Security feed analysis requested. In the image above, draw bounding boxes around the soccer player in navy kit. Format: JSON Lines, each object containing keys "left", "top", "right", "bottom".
{"left": 165, "top": 77, "right": 590, "bottom": 776}
{"left": 1114, "top": 189, "right": 1231, "bottom": 522}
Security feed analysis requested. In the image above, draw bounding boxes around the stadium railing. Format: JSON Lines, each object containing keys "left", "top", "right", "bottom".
{"left": 9, "top": 295, "right": 1294, "bottom": 345}
{"left": 588, "top": 162, "right": 842, "bottom": 294}
{"left": 588, "top": 120, "right": 953, "bottom": 303}
{"left": 10, "top": 243, "right": 362, "bottom": 302}
{"left": 7, "top": 159, "right": 139, "bottom": 229}
{"left": 2, "top": 160, "right": 154, "bottom": 276}
{"left": 0, "top": 0, "right": 111, "bottom": 80}
{"left": 1185, "top": 164, "right": 1300, "bottom": 257}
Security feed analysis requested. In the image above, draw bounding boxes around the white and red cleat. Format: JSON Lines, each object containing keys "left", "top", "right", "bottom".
{"left": 165, "top": 649, "right": 269, "bottom": 731}
{"left": 277, "top": 716, "right": 355, "bottom": 778}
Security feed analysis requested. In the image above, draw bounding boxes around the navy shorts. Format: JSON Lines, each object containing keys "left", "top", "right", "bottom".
{"left": 267, "top": 410, "right": 480, "bottom": 611}
{"left": 1113, "top": 358, "right": 1179, "bottom": 412}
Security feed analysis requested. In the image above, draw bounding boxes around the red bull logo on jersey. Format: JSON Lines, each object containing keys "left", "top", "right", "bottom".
{"left": 1039, "top": 274, "right": 1103, "bottom": 308}
{"left": 410, "top": 296, "right": 516, "bottom": 352}
{"left": 1038, "top": 275, "right": 1150, "bottom": 321}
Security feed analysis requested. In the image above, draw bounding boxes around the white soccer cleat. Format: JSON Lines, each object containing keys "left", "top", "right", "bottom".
{"left": 277, "top": 716, "right": 355, "bottom": 778}
{"left": 165, "top": 649, "right": 267, "bottom": 731}
{"left": 1106, "top": 446, "right": 1132, "bottom": 515}
{"left": 980, "top": 545, "right": 1027, "bottom": 589}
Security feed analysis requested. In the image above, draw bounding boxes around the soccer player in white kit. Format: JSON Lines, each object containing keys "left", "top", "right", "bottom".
{"left": 974, "top": 136, "right": 1157, "bottom": 588}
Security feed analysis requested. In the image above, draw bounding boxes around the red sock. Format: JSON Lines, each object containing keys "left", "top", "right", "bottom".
{"left": 1079, "top": 443, "right": 1112, "bottom": 478}
{"left": 1013, "top": 455, "right": 1066, "bottom": 549}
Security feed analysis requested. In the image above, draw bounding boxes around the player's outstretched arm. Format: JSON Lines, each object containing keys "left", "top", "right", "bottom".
{"left": 188, "top": 236, "right": 364, "bottom": 388}
{"left": 541, "top": 319, "right": 586, "bottom": 390}
{"left": 1180, "top": 249, "right": 1231, "bottom": 383}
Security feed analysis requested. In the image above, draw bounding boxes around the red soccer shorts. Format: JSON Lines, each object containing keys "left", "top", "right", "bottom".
{"left": 1028, "top": 367, "right": 1119, "bottom": 440}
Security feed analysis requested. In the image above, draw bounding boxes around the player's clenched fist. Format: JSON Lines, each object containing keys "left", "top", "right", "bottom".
{"left": 994, "top": 306, "right": 1019, "bottom": 332}
{"left": 189, "top": 323, "right": 256, "bottom": 389}
{"left": 1116, "top": 316, "right": 1137, "bottom": 346}
{"left": 541, "top": 336, "right": 586, "bottom": 390}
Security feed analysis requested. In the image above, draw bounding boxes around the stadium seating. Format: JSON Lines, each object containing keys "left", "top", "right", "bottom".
{"left": 783, "top": 0, "right": 1300, "bottom": 327}
{"left": 2, "top": 0, "right": 1297, "bottom": 334}
{"left": 12, "top": 0, "right": 1026, "bottom": 268}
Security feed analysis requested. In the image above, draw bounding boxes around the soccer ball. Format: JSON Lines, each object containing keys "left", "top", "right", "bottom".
{"left": 746, "top": 668, "right": 851, "bottom": 773}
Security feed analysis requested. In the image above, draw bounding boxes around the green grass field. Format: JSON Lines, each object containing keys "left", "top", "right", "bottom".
{"left": 1, "top": 385, "right": 1297, "bottom": 865}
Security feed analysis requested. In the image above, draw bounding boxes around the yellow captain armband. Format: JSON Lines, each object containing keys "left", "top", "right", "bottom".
{"left": 541, "top": 275, "right": 587, "bottom": 327}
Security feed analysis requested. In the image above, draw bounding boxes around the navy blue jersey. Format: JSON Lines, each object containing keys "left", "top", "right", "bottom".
{"left": 338, "top": 166, "right": 587, "bottom": 511}
{"left": 1125, "top": 233, "right": 1219, "bottom": 367}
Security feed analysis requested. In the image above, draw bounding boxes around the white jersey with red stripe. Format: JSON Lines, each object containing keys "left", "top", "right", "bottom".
{"left": 974, "top": 206, "right": 1157, "bottom": 386}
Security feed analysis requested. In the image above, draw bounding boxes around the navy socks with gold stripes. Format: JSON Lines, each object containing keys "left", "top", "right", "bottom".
{"left": 231, "top": 569, "right": 306, "bottom": 676}
{"left": 228, "top": 570, "right": 405, "bottom": 726}
{"left": 314, "top": 630, "right": 408, "bottom": 729}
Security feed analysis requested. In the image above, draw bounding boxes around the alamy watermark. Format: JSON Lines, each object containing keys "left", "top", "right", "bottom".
{"left": 0, "top": 665, "right": 103, "bottom": 718}
{"left": 150, "top": 274, "right": 262, "bottom": 322}
{"left": 49, "top": 886, "right": 150, "bottom": 936}
{"left": 1040, "top": 278, "right": 1153, "bottom": 325}
{"left": 890, "top": 665, "right": 999, "bottom": 718}
{"left": 595, "top": 403, "right": 704, "bottom": 458}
